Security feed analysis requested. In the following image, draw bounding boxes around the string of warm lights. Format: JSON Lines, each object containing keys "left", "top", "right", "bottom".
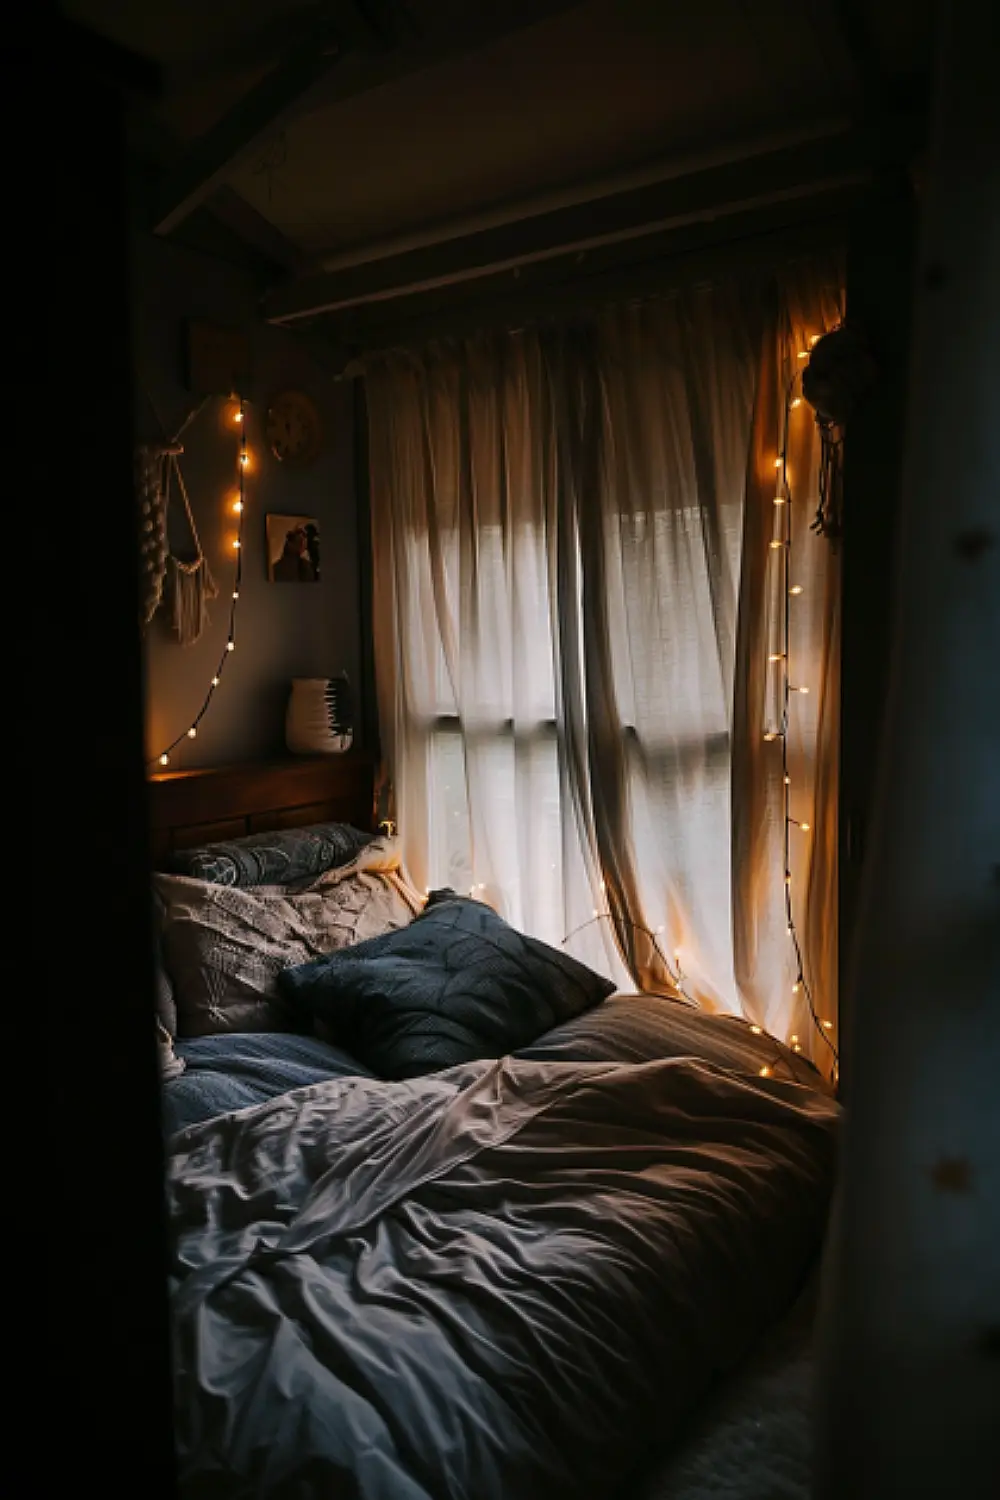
{"left": 152, "top": 397, "right": 249, "bottom": 770}
{"left": 765, "top": 331, "right": 840, "bottom": 1080}
{"left": 558, "top": 905, "right": 822, "bottom": 1083}
{"left": 560, "top": 905, "right": 695, "bottom": 1005}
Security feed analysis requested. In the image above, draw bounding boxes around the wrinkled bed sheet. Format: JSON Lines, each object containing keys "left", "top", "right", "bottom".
{"left": 169, "top": 1055, "right": 838, "bottom": 1500}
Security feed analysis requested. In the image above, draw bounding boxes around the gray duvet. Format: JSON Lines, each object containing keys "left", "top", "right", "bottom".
{"left": 169, "top": 1056, "right": 839, "bottom": 1499}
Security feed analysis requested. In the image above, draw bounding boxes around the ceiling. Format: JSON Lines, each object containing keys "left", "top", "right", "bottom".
{"left": 62, "top": 0, "right": 934, "bottom": 338}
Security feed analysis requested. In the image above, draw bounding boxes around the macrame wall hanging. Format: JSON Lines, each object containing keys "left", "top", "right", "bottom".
{"left": 164, "top": 453, "right": 218, "bottom": 645}
{"left": 136, "top": 442, "right": 172, "bottom": 626}
{"left": 801, "top": 322, "right": 877, "bottom": 544}
{"left": 136, "top": 395, "right": 218, "bottom": 645}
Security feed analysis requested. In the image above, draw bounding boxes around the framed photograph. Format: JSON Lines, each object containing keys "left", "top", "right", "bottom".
{"left": 266, "top": 513, "right": 321, "bottom": 583}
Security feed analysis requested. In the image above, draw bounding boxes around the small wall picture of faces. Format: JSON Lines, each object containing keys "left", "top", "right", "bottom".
{"left": 266, "top": 513, "right": 320, "bottom": 583}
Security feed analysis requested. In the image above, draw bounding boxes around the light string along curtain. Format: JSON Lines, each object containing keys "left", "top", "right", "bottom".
{"left": 366, "top": 255, "right": 843, "bottom": 1079}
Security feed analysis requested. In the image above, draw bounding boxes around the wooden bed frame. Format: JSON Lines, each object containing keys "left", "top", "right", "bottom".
{"left": 147, "top": 752, "right": 377, "bottom": 865}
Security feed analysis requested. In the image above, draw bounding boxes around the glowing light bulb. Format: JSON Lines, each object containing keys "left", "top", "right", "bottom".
{"left": 232, "top": 500, "right": 243, "bottom": 513}
{"left": 187, "top": 727, "right": 197, "bottom": 739}
{"left": 773, "top": 494, "right": 786, "bottom": 505}
{"left": 784, "top": 774, "right": 791, "bottom": 785}
{"left": 809, "top": 334, "right": 821, "bottom": 347}
{"left": 800, "top": 821, "right": 810, "bottom": 832}
{"left": 592, "top": 908, "right": 600, "bottom": 919}
{"left": 792, "top": 982, "right": 800, "bottom": 994}
{"left": 797, "top": 685, "right": 810, "bottom": 695}
{"left": 822, "top": 1019, "right": 834, "bottom": 1029}
{"left": 769, "top": 653, "right": 784, "bottom": 662}
{"left": 774, "top": 458, "right": 783, "bottom": 469}
{"left": 759, "top": 1065, "right": 771, "bottom": 1077}
{"left": 764, "top": 731, "right": 777, "bottom": 742}
{"left": 797, "top": 350, "right": 809, "bottom": 360}
{"left": 232, "top": 590, "right": 239, "bottom": 600}
{"left": 226, "top": 640, "right": 235, "bottom": 652}
{"left": 789, "top": 585, "right": 803, "bottom": 596}
{"left": 790, "top": 397, "right": 802, "bottom": 408}
{"left": 232, "top": 539, "right": 241, "bottom": 549}
{"left": 234, "top": 409, "right": 243, "bottom": 423}
{"left": 790, "top": 1034, "right": 799, "bottom": 1044}
{"left": 159, "top": 753, "right": 169, "bottom": 766}
{"left": 750, "top": 1024, "right": 762, "bottom": 1035}
{"left": 240, "top": 452, "right": 248, "bottom": 466}
{"left": 785, "top": 873, "right": 792, "bottom": 885}
{"left": 770, "top": 539, "right": 783, "bottom": 549}
{"left": 792, "top": 1044, "right": 802, "bottom": 1053}
{"left": 211, "top": 676, "right": 219, "bottom": 687}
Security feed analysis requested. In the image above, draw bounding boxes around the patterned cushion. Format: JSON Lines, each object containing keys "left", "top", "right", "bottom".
{"left": 155, "top": 838, "right": 424, "bottom": 1037}
{"left": 151, "top": 886, "right": 177, "bottom": 1034}
{"left": 277, "top": 889, "right": 616, "bottom": 1079}
{"left": 167, "top": 821, "right": 373, "bottom": 889}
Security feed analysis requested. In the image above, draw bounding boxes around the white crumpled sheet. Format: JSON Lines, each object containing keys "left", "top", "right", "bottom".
{"left": 169, "top": 1056, "right": 839, "bottom": 1500}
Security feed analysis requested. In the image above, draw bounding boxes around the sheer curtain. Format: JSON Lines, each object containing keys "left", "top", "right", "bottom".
{"left": 366, "top": 256, "right": 843, "bottom": 1077}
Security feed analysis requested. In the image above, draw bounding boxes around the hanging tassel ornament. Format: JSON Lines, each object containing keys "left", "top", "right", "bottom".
{"left": 801, "top": 322, "right": 877, "bottom": 545}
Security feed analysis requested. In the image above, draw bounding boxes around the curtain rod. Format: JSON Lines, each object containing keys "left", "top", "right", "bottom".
{"left": 332, "top": 212, "right": 849, "bottom": 378}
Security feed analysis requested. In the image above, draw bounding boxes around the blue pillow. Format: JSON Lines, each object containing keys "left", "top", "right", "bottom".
{"left": 277, "top": 890, "right": 616, "bottom": 1079}
{"left": 163, "top": 1032, "right": 373, "bottom": 1134}
{"left": 167, "top": 820, "right": 373, "bottom": 888}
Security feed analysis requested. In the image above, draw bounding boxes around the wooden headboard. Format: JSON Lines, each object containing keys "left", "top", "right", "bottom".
{"left": 147, "top": 753, "right": 376, "bottom": 865}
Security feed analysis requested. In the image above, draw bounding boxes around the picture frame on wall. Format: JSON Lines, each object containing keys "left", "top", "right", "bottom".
{"left": 266, "top": 513, "right": 321, "bottom": 583}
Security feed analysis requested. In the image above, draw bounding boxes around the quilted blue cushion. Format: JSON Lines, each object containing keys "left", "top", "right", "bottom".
{"left": 277, "top": 890, "right": 616, "bottom": 1079}
{"left": 167, "top": 820, "right": 373, "bottom": 888}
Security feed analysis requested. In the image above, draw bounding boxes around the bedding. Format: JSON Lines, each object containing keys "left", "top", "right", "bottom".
{"left": 151, "top": 886, "right": 177, "bottom": 1035}
{"left": 164, "top": 1032, "right": 371, "bottom": 1134}
{"left": 154, "top": 836, "right": 423, "bottom": 1036}
{"left": 167, "top": 818, "right": 373, "bottom": 888}
{"left": 515, "top": 992, "right": 833, "bottom": 1094}
{"left": 278, "top": 889, "right": 615, "bottom": 1077}
{"left": 169, "top": 1054, "right": 838, "bottom": 1500}
{"left": 160, "top": 993, "right": 824, "bottom": 1135}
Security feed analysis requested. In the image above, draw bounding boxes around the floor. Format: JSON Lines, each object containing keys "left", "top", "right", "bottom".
{"left": 625, "top": 1273, "right": 820, "bottom": 1500}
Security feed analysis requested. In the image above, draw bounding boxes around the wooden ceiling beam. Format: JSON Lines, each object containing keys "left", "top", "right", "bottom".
{"left": 261, "top": 130, "right": 883, "bottom": 325}
{"left": 152, "top": 3, "right": 359, "bottom": 235}
{"left": 152, "top": 0, "right": 585, "bottom": 239}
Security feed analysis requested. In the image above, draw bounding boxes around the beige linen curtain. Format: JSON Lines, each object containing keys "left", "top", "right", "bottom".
{"left": 366, "top": 255, "right": 843, "bottom": 1077}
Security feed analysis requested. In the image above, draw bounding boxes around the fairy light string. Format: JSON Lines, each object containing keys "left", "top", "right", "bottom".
{"left": 152, "top": 397, "right": 248, "bottom": 770}
{"left": 771, "top": 332, "right": 840, "bottom": 1080}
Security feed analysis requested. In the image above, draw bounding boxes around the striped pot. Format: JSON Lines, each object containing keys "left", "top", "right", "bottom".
{"left": 285, "top": 676, "right": 354, "bottom": 755}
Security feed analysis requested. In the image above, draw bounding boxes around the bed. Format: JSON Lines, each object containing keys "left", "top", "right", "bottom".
{"left": 149, "top": 758, "right": 837, "bottom": 1500}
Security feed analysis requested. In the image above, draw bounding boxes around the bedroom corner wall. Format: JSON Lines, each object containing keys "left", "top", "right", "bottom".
{"left": 133, "top": 231, "right": 361, "bottom": 769}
